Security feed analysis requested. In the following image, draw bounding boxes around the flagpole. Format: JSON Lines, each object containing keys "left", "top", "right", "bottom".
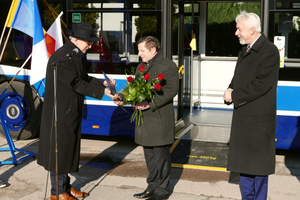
{"left": 0, "top": 27, "right": 12, "bottom": 63}
{"left": 0, "top": 24, "right": 7, "bottom": 50}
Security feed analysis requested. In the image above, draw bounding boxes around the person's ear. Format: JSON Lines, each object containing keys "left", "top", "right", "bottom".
{"left": 151, "top": 47, "right": 157, "bottom": 54}
{"left": 251, "top": 28, "right": 256, "bottom": 35}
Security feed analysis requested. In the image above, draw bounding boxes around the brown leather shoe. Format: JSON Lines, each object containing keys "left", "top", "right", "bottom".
{"left": 50, "top": 192, "right": 77, "bottom": 200}
{"left": 68, "top": 187, "right": 89, "bottom": 198}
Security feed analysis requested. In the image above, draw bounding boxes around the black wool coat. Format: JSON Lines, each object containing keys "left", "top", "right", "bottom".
{"left": 227, "top": 34, "right": 280, "bottom": 176}
{"left": 37, "top": 39, "right": 105, "bottom": 173}
{"left": 134, "top": 52, "right": 179, "bottom": 147}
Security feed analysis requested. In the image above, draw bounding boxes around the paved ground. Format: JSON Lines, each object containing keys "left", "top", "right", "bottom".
{"left": 0, "top": 135, "right": 300, "bottom": 200}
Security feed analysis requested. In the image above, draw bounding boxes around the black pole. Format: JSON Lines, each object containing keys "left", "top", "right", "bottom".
{"left": 54, "top": 67, "right": 59, "bottom": 200}
{"left": 48, "top": 56, "right": 73, "bottom": 200}
{"left": 177, "top": 0, "right": 184, "bottom": 120}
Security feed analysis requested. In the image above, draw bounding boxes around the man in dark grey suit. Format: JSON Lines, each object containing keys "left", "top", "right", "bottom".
{"left": 223, "top": 11, "right": 279, "bottom": 200}
{"left": 115, "top": 36, "right": 178, "bottom": 200}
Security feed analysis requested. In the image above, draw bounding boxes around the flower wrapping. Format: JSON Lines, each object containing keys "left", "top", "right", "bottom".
{"left": 120, "top": 65, "right": 164, "bottom": 126}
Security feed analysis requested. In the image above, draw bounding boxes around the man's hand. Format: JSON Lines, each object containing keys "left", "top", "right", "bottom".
{"left": 135, "top": 100, "right": 150, "bottom": 110}
{"left": 103, "top": 78, "right": 116, "bottom": 87}
{"left": 105, "top": 88, "right": 118, "bottom": 100}
{"left": 223, "top": 88, "right": 233, "bottom": 103}
{"left": 113, "top": 94, "right": 124, "bottom": 105}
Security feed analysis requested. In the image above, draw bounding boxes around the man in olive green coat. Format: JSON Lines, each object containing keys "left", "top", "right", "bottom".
{"left": 115, "top": 36, "right": 178, "bottom": 200}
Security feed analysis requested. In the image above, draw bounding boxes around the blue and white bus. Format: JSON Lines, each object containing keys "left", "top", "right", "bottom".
{"left": 0, "top": 0, "right": 300, "bottom": 150}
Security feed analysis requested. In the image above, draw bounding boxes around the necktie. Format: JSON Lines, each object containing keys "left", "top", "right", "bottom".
{"left": 247, "top": 45, "right": 250, "bottom": 51}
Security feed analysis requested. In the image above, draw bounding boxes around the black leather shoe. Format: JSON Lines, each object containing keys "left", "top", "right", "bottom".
{"left": 145, "top": 194, "right": 169, "bottom": 200}
{"left": 133, "top": 190, "right": 154, "bottom": 199}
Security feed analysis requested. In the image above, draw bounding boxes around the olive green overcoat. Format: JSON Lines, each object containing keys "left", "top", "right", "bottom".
{"left": 134, "top": 52, "right": 179, "bottom": 147}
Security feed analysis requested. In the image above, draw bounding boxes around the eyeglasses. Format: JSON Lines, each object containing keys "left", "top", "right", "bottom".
{"left": 81, "top": 39, "right": 93, "bottom": 46}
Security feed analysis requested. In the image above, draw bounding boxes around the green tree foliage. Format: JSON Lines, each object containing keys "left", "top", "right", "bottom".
{"left": 183, "top": 3, "right": 199, "bottom": 25}
{"left": 134, "top": 4, "right": 157, "bottom": 34}
{"left": 73, "top": 4, "right": 99, "bottom": 26}
{"left": 42, "top": 3, "right": 61, "bottom": 29}
{"left": 207, "top": 2, "right": 260, "bottom": 24}
{"left": 134, "top": 3, "right": 177, "bottom": 36}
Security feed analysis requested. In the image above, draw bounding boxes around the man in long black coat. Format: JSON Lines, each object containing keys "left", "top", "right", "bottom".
{"left": 115, "top": 36, "right": 178, "bottom": 200}
{"left": 37, "top": 22, "right": 116, "bottom": 200}
{"left": 223, "top": 11, "right": 279, "bottom": 200}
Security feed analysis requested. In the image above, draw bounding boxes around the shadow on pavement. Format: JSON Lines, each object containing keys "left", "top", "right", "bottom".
{"left": 71, "top": 135, "right": 138, "bottom": 195}
{"left": 0, "top": 139, "right": 38, "bottom": 186}
{"left": 276, "top": 148, "right": 300, "bottom": 182}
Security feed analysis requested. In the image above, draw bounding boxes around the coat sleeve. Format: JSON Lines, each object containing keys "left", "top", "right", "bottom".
{"left": 231, "top": 45, "right": 279, "bottom": 108}
{"left": 55, "top": 57, "right": 106, "bottom": 100}
{"left": 228, "top": 50, "right": 243, "bottom": 90}
{"left": 149, "top": 61, "right": 179, "bottom": 111}
{"left": 225, "top": 56, "right": 239, "bottom": 106}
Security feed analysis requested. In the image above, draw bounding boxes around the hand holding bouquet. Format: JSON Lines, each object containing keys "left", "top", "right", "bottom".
{"left": 119, "top": 65, "right": 164, "bottom": 126}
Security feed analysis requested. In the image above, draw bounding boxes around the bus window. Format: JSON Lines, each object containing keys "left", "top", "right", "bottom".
{"left": 206, "top": 2, "right": 261, "bottom": 57}
{"left": 269, "top": 11, "right": 300, "bottom": 59}
{"left": 269, "top": 8, "right": 300, "bottom": 81}
{"left": 0, "top": 30, "right": 32, "bottom": 69}
{"left": 71, "top": 2, "right": 161, "bottom": 75}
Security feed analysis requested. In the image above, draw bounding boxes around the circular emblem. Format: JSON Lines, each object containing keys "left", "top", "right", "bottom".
{"left": 6, "top": 104, "right": 20, "bottom": 119}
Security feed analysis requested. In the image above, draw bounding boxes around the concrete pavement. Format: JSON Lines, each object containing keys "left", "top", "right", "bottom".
{"left": 0, "top": 136, "right": 300, "bottom": 200}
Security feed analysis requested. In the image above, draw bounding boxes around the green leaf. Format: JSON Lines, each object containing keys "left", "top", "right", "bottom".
{"left": 129, "top": 87, "right": 137, "bottom": 96}
{"left": 126, "top": 95, "right": 136, "bottom": 101}
{"left": 138, "top": 94, "right": 147, "bottom": 103}
{"left": 145, "top": 93, "right": 151, "bottom": 99}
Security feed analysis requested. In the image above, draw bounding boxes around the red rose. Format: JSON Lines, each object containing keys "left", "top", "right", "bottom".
{"left": 139, "top": 65, "right": 145, "bottom": 72}
{"left": 154, "top": 83, "right": 161, "bottom": 90}
{"left": 158, "top": 73, "right": 164, "bottom": 81}
{"left": 144, "top": 73, "right": 150, "bottom": 80}
{"left": 127, "top": 76, "right": 134, "bottom": 82}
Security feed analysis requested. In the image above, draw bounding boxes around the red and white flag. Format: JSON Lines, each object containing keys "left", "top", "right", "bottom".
{"left": 44, "top": 12, "right": 63, "bottom": 57}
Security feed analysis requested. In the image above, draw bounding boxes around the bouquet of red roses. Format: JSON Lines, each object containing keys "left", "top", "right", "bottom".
{"left": 120, "top": 65, "right": 164, "bottom": 126}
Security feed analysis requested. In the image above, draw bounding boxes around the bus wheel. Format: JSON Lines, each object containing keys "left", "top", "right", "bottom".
{"left": 0, "top": 81, "right": 42, "bottom": 140}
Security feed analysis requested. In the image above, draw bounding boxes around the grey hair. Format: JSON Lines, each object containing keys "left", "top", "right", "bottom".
{"left": 236, "top": 11, "right": 261, "bottom": 32}
{"left": 69, "top": 36, "right": 76, "bottom": 41}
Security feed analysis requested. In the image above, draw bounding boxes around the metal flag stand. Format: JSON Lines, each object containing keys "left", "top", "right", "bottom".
{"left": 0, "top": 54, "right": 36, "bottom": 165}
